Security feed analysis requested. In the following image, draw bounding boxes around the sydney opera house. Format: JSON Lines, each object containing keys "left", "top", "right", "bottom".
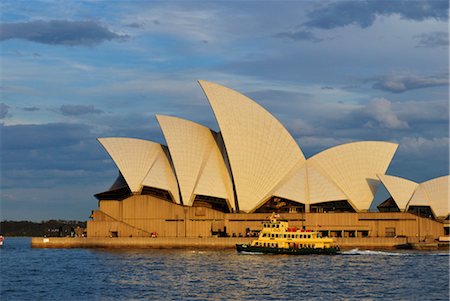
{"left": 87, "top": 81, "right": 449, "bottom": 240}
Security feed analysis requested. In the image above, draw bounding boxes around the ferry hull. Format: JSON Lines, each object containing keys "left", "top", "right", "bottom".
{"left": 236, "top": 244, "right": 340, "bottom": 255}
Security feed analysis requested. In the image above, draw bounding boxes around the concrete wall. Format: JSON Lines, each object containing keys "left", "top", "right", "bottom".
{"left": 32, "top": 237, "right": 253, "bottom": 249}
{"left": 31, "top": 236, "right": 408, "bottom": 249}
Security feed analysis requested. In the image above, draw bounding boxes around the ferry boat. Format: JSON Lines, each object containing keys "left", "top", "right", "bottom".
{"left": 0, "top": 235, "right": 4, "bottom": 247}
{"left": 236, "top": 214, "right": 340, "bottom": 255}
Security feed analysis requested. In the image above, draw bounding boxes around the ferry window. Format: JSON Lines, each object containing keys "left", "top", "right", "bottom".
{"left": 284, "top": 234, "right": 286, "bottom": 238}
{"left": 276, "top": 224, "right": 279, "bottom": 228}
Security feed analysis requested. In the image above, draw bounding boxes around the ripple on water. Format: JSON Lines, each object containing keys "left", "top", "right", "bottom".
{"left": 1, "top": 238, "right": 449, "bottom": 300}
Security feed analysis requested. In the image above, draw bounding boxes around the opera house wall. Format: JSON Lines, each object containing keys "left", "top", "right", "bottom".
{"left": 87, "top": 81, "right": 449, "bottom": 240}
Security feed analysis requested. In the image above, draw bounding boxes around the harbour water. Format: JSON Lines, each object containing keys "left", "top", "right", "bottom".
{"left": 1, "top": 238, "right": 449, "bottom": 300}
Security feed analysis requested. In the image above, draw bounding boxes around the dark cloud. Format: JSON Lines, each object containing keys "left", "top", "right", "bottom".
{"left": 414, "top": 31, "right": 449, "bottom": 48}
{"left": 125, "top": 22, "right": 144, "bottom": 28}
{"left": 304, "top": 0, "right": 448, "bottom": 29}
{"left": 2, "top": 123, "right": 93, "bottom": 150}
{"left": 22, "top": 106, "right": 40, "bottom": 112}
{"left": 59, "top": 105, "right": 103, "bottom": 116}
{"left": 273, "top": 30, "right": 323, "bottom": 42}
{"left": 0, "top": 20, "right": 128, "bottom": 46}
{"left": 1, "top": 122, "right": 113, "bottom": 221}
{"left": 0, "top": 102, "right": 10, "bottom": 119}
{"left": 369, "top": 72, "right": 448, "bottom": 93}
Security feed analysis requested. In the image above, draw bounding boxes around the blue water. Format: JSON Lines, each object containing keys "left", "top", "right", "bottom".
{"left": 1, "top": 238, "right": 449, "bottom": 300}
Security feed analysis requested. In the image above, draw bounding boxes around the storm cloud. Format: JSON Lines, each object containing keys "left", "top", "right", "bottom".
{"left": 304, "top": 0, "right": 449, "bottom": 29}
{"left": 22, "top": 106, "right": 40, "bottom": 112}
{"left": 414, "top": 31, "right": 449, "bottom": 48}
{"left": 0, "top": 102, "right": 10, "bottom": 119}
{"left": 369, "top": 72, "right": 448, "bottom": 93}
{"left": 59, "top": 105, "right": 103, "bottom": 116}
{"left": 273, "top": 30, "right": 323, "bottom": 42}
{"left": 0, "top": 20, "right": 128, "bottom": 46}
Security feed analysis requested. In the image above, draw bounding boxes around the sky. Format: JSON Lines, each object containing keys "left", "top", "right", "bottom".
{"left": 1, "top": 0, "right": 448, "bottom": 221}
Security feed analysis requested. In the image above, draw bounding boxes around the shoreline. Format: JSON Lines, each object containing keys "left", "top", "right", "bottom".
{"left": 30, "top": 236, "right": 450, "bottom": 250}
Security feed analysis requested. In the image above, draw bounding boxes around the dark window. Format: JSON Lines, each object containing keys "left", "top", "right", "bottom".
{"left": 408, "top": 206, "right": 435, "bottom": 219}
{"left": 310, "top": 200, "right": 356, "bottom": 213}
{"left": 193, "top": 195, "right": 230, "bottom": 213}
{"left": 141, "top": 186, "right": 173, "bottom": 202}
{"left": 254, "top": 196, "right": 305, "bottom": 213}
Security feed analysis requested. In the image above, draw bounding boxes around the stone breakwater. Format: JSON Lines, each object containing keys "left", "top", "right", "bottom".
{"left": 31, "top": 236, "right": 416, "bottom": 249}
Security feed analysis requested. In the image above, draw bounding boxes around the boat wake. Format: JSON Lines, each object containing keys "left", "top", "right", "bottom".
{"left": 341, "top": 248, "right": 449, "bottom": 256}
{"left": 342, "top": 249, "right": 409, "bottom": 256}
{"left": 238, "top": 251, "right": 265, "bottom": 255}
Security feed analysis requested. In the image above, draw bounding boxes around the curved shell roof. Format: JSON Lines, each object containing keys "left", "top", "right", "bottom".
{"left": 377, "top": 174, "right": 418, "bottom": 211}
{"left": 408, "top": 175, "right": 449, "bottom": 218}
{"left": 268, "top": 162, "right": 347, "bottom": 209}
{"left": 307, "top": 163, "right": 347, "bottom": 204}
{"left": 141, "top": 146, "right": 181, "bottom": 204}
{"left": 156, "top": 115, "right": 235, "bottom": 209}
{"left": 98, "top": 138, "right": 178, "bottom": 200}
{"left": 269, "top": 162, "right": 308, "bottom": 206}
{"left": 199, "top": 80, "right": 305, "bottom": 212}
{"left": 308, "top": 141, "right": 398, "bottom": 211}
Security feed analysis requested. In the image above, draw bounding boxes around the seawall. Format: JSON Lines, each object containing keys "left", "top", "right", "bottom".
{"left": 31, "top": 236, "right": 413, "bottom": 249}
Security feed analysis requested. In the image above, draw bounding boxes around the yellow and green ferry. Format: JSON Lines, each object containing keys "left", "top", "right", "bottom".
{"left": 236, "top": 214, "right": 340, "bottom": 255}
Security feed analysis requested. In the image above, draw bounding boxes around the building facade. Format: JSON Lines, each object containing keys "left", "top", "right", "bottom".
{"left": 88, "top": 81, "right": 449, "bottom": 239}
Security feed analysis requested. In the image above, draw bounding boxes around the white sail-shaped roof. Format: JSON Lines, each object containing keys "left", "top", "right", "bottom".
{"left": 408, "top": 175, "right": 449, "bottom": 218}
{"left": 98, "top": 138, "right": 163, "bottom": 193}
{"left": 267, "top": 162, "right": 347, "bottom": 210}
{"left": 307, "top": 163, "right": 347, "bottom": 204}
{"left": 156, "top": 115, "right": 235, "bottom": 209}
{"left": 308, "top": 141, "right": 398, "bottom": 211}
{"left": 268, "top": 162, "right": 308, "bottom": 207}
{"left": 141, "top": 146, "right": 181, "bottom": 204}
{"left": 377, "top": 174, "right": 418, "bottom": 211}
{"left": 199, "top": 80, "right": 305, "bottom": 212}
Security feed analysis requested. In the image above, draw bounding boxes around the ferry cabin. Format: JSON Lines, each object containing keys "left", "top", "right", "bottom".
{"left": 251, "top": 218, "right": 334, "bottom": 249}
